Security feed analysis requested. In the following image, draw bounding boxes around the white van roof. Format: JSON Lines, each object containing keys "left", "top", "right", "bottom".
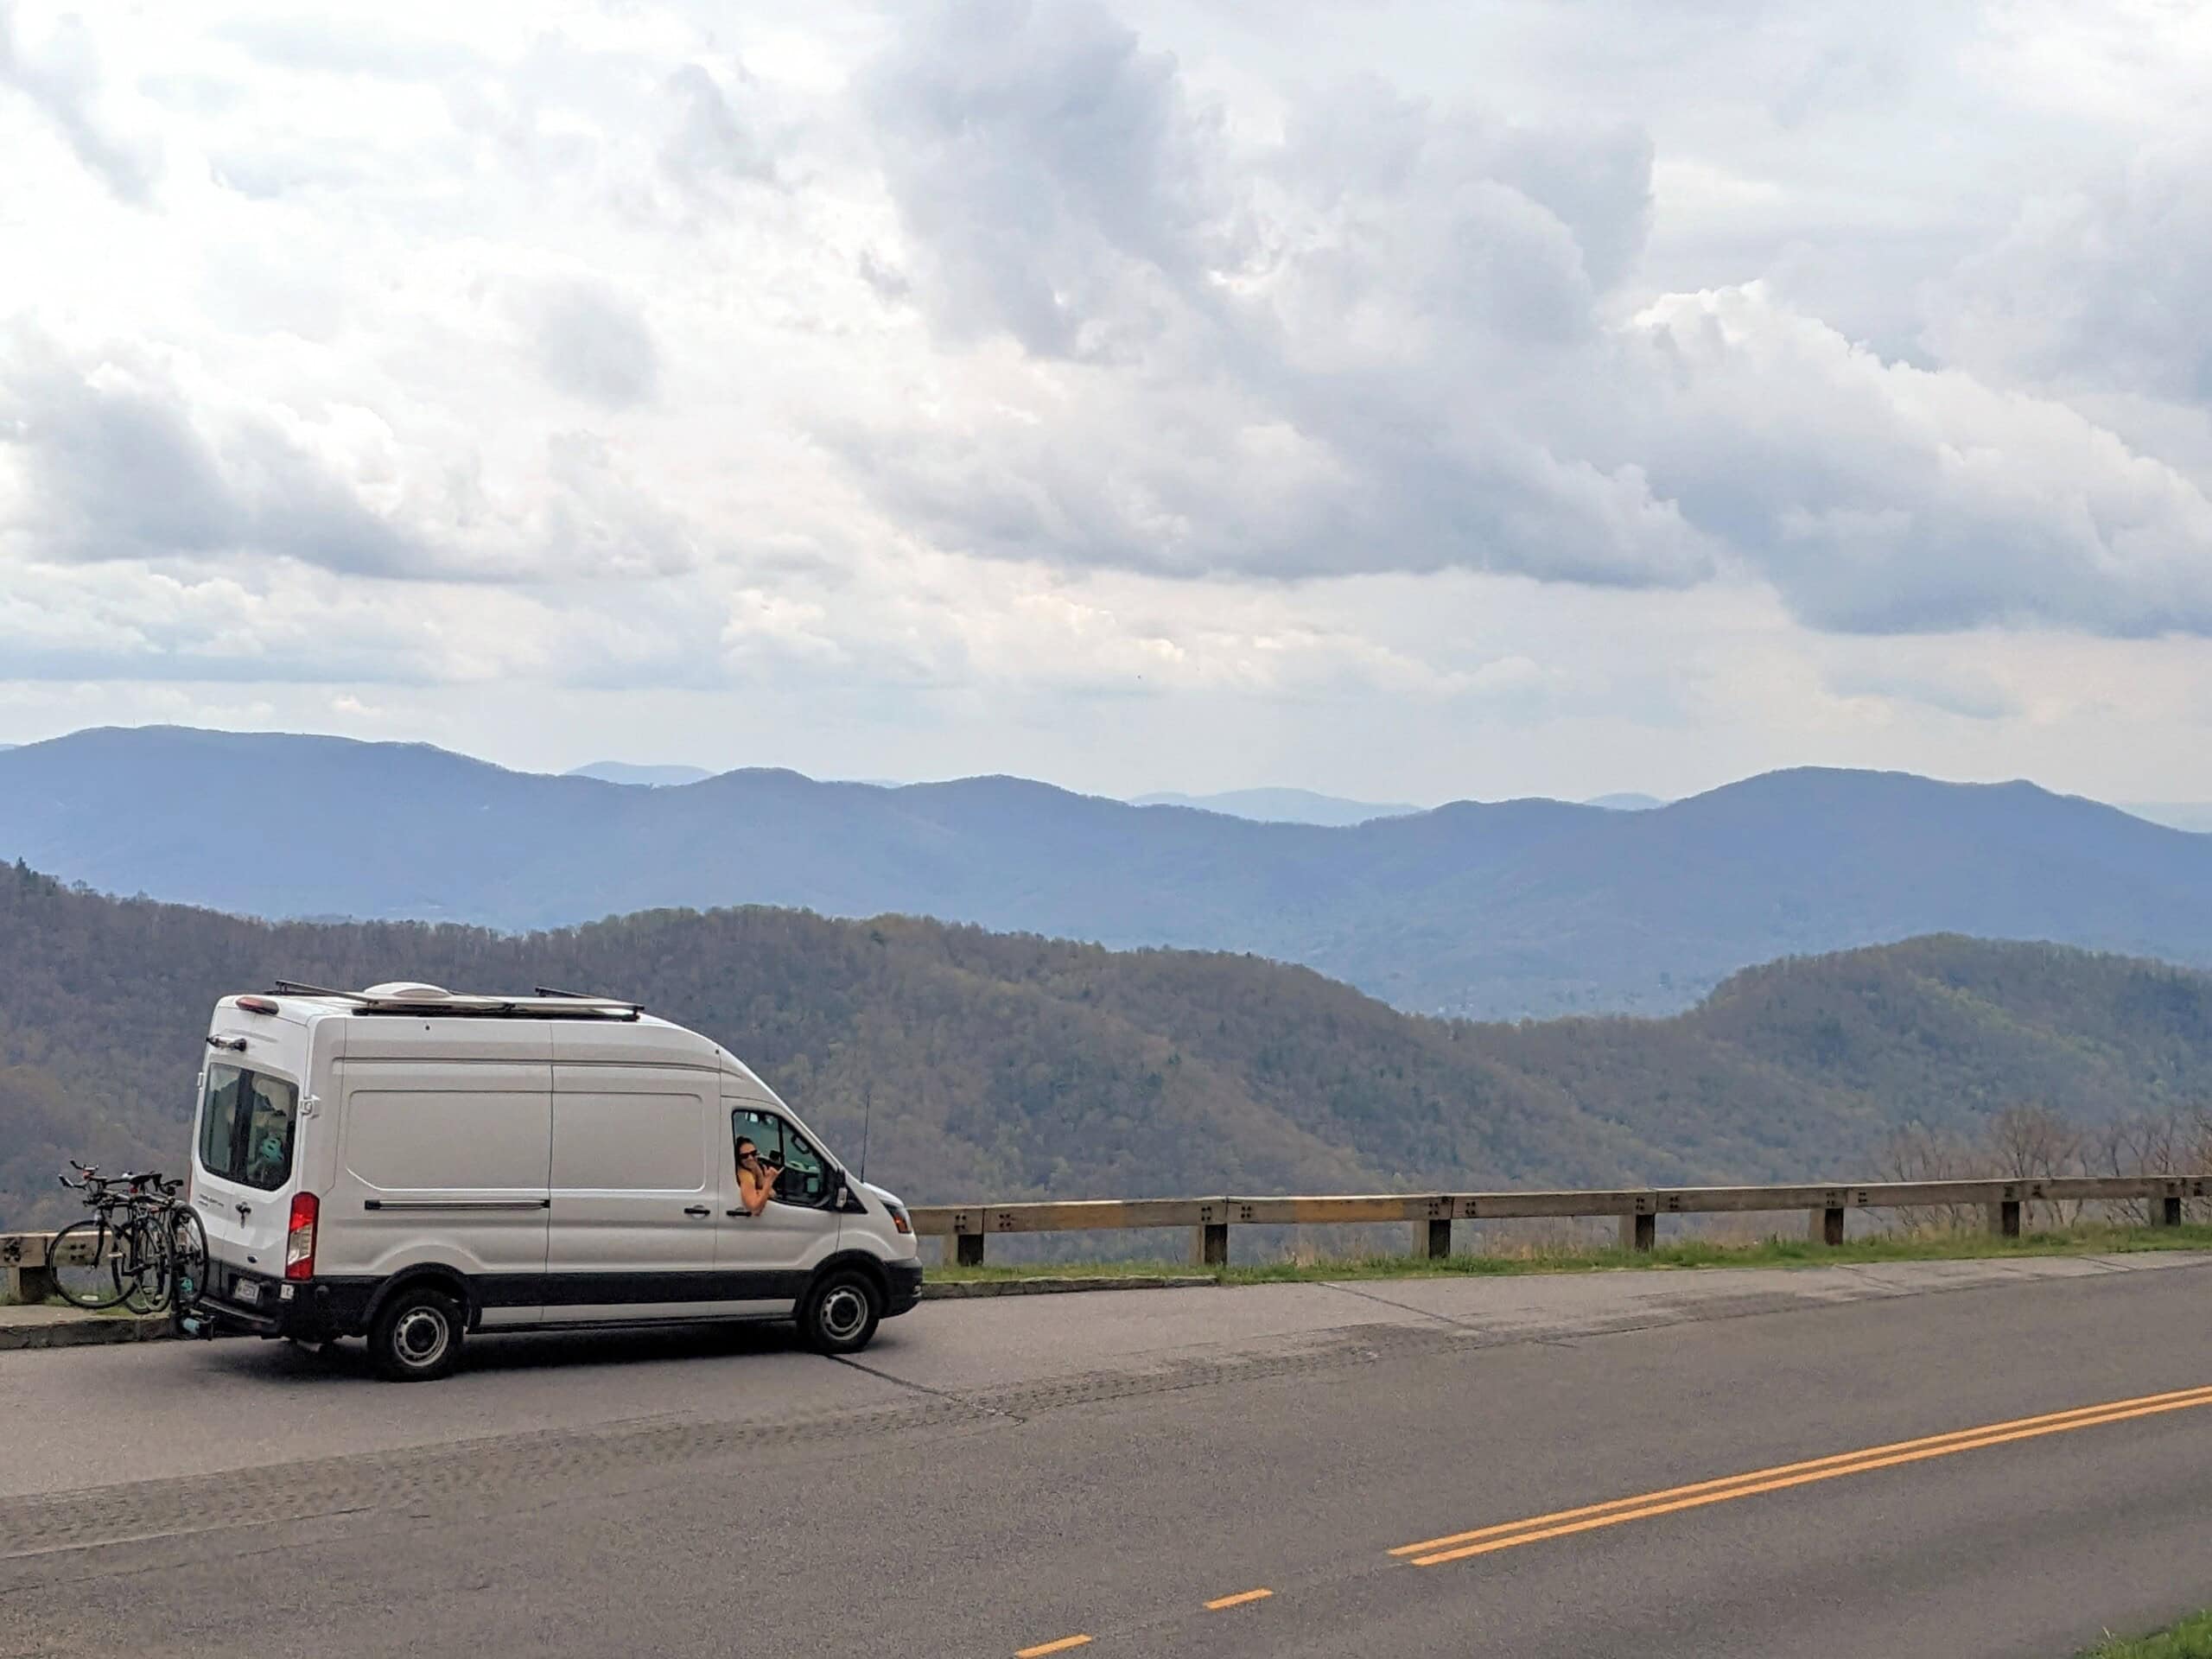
{"left": 273, "top": 980, "right": 646, "bottom": 1019}
{"left": 218, "top": 982, "right": 780, "bottom": 1096}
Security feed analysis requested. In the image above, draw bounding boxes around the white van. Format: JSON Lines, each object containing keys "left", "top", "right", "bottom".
{"left": 184, "top": 982, "right": 923, "bottom": 1381}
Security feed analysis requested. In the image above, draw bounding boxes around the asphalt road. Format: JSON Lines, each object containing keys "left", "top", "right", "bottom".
{"left": 4, "top": 1252, "right": 2212, "bottom": 1658}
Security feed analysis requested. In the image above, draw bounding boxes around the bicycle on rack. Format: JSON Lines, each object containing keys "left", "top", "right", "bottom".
{"left": 50, "top": 1162, "right": 209, "bottom": 1317}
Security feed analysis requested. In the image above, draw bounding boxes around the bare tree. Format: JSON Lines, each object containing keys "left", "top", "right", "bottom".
{"left": 1984, "top": 1103, "right": 2085, "bottom": 1227}
{"left": 2189, "top": 1104, "right": 2212, "bottom": 1223}
{"left": 2097, "top": 1111, "right": 2182, "bottom": 1225}
{"left": 1878, "top": 1122, "right": 1986, "bottom": 1232}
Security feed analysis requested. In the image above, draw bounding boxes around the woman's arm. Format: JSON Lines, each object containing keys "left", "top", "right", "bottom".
{"left": 736, "top": 1165, "right": 779, "bottom": 1216}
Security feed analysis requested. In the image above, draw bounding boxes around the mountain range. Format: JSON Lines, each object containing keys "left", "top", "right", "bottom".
{"left": 1130, "top": 787, "right": 1421, "bottom": 824}
{"left": 4, "top": 726, "right": 2212, "bottom": 1019}
{"left": 565, "top": 761, "right": 716, "bottom": 787}
{"left": 4, "top": 858, "right": 2209, "bottom": 1233}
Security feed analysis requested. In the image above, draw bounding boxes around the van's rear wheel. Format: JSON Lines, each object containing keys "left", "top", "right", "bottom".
{"left": 799, "top": 1270, "right": 881, "bottom": 1355}
{"left": 369, "top": 1287, "right": 463, "bottom": 1382}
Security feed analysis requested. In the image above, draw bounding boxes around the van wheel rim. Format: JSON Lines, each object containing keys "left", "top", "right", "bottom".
{"left": 820, "top": 1287, "right": 868, "bottom": 1341}
{"left": 394, "top": 1307, "right": 449, "bottom": 1367}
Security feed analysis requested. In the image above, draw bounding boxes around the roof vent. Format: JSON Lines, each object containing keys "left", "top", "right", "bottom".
{"left": 361, "top": 982, "right": 452, "bottom": 1001}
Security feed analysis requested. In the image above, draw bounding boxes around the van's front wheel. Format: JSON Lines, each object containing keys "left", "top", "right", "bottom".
{"left": 799, "top": 1270, "right": 881, "bottom": 1355}
{"left": 368, "top": 1286, "right": 463, "bottom": 1382}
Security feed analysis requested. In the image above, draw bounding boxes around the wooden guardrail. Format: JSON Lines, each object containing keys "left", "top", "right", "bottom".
{"left": 5, "top": 1175, "right": 2206, "bottom": 1296}
{"left": 909, "top": 1176, "right": 2212, "bottom": 1267}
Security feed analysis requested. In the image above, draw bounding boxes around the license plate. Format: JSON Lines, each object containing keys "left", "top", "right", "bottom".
{"left": 234, "top": 1279, "right": 261, "bottom": 1306}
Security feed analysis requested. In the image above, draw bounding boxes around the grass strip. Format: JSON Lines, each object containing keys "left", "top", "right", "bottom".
{"left": 2082, "top": 1610, "right": 2212, "bottom": 1657}
{"left": 927, "top": 1222, "right": 2212, "bottom": 1285}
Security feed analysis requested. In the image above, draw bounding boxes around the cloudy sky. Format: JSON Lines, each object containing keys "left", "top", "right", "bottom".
{"left": 1, "top": 0, "right": 2208, "bottom": 804}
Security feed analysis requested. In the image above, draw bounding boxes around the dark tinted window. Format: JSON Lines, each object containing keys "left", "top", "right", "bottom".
{"left": 198, "top": 1064, "right": 299, "bottom": 1192}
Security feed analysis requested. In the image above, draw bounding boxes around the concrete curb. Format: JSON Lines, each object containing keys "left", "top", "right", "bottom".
{"left": 0, "top": 1308, "right": 172, "bottom": 1351}
{"left": 920, "top": 1274, "right": 1217, "bottom": 1300}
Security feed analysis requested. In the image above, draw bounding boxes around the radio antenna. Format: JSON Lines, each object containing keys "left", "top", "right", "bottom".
{"left": 858, "top": 1082, "right": 874, "bottom": 1184}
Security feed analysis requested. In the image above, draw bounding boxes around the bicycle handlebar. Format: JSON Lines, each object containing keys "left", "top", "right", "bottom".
{"left": 59, "top": 1166, "right": 175, "bottom": 1198}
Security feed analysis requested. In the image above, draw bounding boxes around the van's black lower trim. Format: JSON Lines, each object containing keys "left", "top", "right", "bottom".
{"left": 199, "top": 1262, "right": 918, "bottom": 1338}
{"left": 476, "top": 1270, "right": 815, "bottom": 1308}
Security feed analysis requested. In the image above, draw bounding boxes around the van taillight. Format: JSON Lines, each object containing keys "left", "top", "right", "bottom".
{"left": 285, "top": 1192, "right": 319, "bottom": 1281}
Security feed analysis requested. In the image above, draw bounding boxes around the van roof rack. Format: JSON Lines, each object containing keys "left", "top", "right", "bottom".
{"left": 267, "top": 980, "right": 644, "bottom": 1020}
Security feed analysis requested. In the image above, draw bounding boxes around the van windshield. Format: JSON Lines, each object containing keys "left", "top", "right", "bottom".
{"left": 198, "top": 1064, "right": 299, "bottom": 1192}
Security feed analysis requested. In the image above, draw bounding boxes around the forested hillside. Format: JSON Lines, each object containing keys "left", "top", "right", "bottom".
{"left": 8, "top": 728, "right": 2212, "bottom": 1019}
{"left": 4, "top": 861, "right": 2211, "bottom": 1230}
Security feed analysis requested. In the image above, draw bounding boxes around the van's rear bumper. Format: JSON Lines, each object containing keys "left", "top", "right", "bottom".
{"left": 884, "top": 1260, "right": 924, "bottom": 1317}
{"left": 194, "top": 1268, "right": 376, "bottom": 1340}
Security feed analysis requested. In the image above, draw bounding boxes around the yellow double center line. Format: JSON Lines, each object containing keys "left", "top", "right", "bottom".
{"left": 1394, "top": 1382, "right": 2212, "bottom": 1567}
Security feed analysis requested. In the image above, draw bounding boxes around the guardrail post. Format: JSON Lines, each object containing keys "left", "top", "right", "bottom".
{"left": 1809, "top": 1205, "right": 1845, "bottom": 1247}
{"left": 951, "top": 1234, "right": 984, "bottom": 1268}
{"left": 0, "top": 1235, "right": 54, "bottom": 1305}
{"left": 1988, "top": 1199, "right": 2022, "bottom": 1238}
{"left": 1620, "top": 1213, "right": 1656, "bottom": 1252}
{"left": 1414, "top": 1217, "right": 1452, "bottom": 1259}
{"left": 1192, "top": 1222, "right": 1230, "bottom": 1268}
{"left": 2158, "top": 1195, "right": 2183, "bottom": 1227}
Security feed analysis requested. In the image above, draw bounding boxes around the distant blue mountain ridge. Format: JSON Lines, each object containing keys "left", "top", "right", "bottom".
{"left": 1130, "top": 786, "right": 1423, "bottom": 825}
{"left": 3, "top": 725, "right": 2210, "bottom": 1020}
{"left": 565, "top": 760, "right": 715, "bottom": 787}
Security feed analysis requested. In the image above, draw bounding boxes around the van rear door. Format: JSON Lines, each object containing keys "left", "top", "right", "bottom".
{"left": 193, "top": 1054, "right": 306, "bottom": 1284}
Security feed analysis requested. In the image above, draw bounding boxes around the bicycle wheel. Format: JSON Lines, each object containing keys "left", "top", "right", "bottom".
{"left": 121, "top": 1214, "right": 173, "bottom": 1314}
{"left": 167, "top": 1205, "right": 210, "bottom": 1310}
{"left": 48, "top": 1217, "right": 131, "bottom": 1308}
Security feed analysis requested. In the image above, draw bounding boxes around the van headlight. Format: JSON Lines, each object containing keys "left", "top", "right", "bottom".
{"left": 884, "top": 1201, "right": 912, "bottom": 1236}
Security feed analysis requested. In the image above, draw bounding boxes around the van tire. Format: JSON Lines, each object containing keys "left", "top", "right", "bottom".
{"left": 798, "top": 1269, "right": 881, "bottom": 1355}
{"left": 368, "top": 1286, "right": 464, "bottom": 1382}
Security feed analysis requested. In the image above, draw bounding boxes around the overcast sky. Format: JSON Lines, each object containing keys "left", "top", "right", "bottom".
{"left": 2, "top": 0, "right": 2208, "bottom": 803}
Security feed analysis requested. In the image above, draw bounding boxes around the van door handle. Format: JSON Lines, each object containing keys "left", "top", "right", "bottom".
{"left": 683, "top": 1205, "right": 711, "bottom": 1217}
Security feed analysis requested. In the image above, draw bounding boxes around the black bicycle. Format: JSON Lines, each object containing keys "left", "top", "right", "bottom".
{"left": 50, "top": 1164, "right": 208, "bottom": 1315}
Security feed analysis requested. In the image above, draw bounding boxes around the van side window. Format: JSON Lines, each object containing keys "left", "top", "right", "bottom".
{"left": 731, "top": 1108, "right": 830, "bottom": 1208}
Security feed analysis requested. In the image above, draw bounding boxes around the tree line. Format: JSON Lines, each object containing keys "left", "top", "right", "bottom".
{"left": 3, "top": 861, "right": 2210, "bottom": 1230}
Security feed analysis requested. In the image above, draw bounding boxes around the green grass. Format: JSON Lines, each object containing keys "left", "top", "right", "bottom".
{"left": 2082, "top": 1610, "right": 2212, "bottom": 1657}
{"left": 926, "top": 1221, "right": 2212, "bottom": 1285}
